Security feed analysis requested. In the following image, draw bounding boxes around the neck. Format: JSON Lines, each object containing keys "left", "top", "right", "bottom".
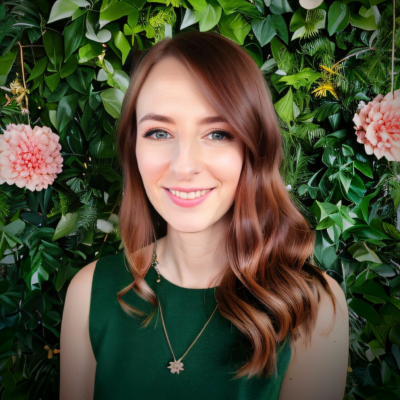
{"left": 156, "top": 216, "right": 230, "bottom": 289}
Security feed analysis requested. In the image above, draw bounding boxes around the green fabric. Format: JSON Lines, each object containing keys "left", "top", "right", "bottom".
{"left": 89, "top": 253, "right": 291, "bottom": 399}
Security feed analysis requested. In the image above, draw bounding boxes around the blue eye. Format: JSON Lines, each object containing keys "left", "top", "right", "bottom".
{"left": 142, "top": 129, "right": 233, "bottom": 141}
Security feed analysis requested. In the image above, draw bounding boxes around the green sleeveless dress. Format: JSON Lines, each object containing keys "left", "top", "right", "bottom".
{"left": 89, "top": 252, "right": 292, "bottom": 400}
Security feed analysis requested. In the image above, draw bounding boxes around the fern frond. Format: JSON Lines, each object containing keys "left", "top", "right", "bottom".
{"left": 0, "top": 192, "right": 9, "bottom": 223}
{"left": 76, "top": 206, "right": 97, "bottom": 231}
{"left": 302, "top": 9, "right": 325, "bottom": 39}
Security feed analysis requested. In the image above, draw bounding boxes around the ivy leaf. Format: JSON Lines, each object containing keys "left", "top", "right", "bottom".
{"left": 252, "top": 16, "right": 276, "bottom": 47}
{"left": 60, "top": 54, "right": 78, "bottom": 78}
{"left": 78, "top": 42, "right": 103, "bottom": 63}
{"left": 57, "top": 93, "right": 79, "bottom": 133}
{"left": 86, "top": 11, "right": 112, "bottom": 43}
{"left": 43, "top": 30, "right": 64, "bottom": 71}
{"left": 114, "top": 31, "right": 131, "bottom": 65}
{"left": 26, "top": 56, "right": 48, "bottom": 82}
{"left": 48, "top": 0, "right": 90, "bottom": 24}
{"left": 99, "top": 2, "right": 136, "bottom": 29}
{"left": 274, "top": 87, "right": 293, "bottom": 124}
{"left": 195, "top": 0, "right": 222, "bottom": 32}
{"left": 44, "top": 72, "right": 60, "bottom": 92}
{"left": 100, "top": 87, "right": 124, "bottom": 118}
{"left": 270, "top": 0, "right": 292, "bottom": 14}
{"left": 328, "top": 2, "right": 350, "bottom": 36}
{"left": 180, "top": 8, "right": 200, "bottom": 30}
{"left": 64, "top": 14, "right": 86, "bottom": 61}
{"left": 53, "top": 212, "right": 78, "bottom": 241}
{"left": 0, "top": 52, "right": 17, "bottom": 85}
{"left": 348, "top": 297, "right": 385, "bottom": 326}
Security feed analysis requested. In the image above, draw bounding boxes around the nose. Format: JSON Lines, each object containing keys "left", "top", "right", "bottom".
{"left": 169, "top": 136, "right": 202, "bottom": 179}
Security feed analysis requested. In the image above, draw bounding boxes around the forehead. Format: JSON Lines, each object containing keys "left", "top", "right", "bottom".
{"left": 136, "top": 57, "right": 214, "bottom": 116}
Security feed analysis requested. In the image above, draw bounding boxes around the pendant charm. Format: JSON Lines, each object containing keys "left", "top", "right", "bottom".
{"left": 167, "top": 359, "right": 184, "bottom": 374}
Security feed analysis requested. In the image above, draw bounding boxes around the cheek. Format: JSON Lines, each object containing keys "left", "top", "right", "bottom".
{"left": 136, "top": 143, "right": 167, "bottom": 184}
{"left": 207, "top": 148, "right": 243, "bottom": 190}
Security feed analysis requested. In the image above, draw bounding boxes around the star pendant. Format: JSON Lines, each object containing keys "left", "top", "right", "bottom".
{"left": 167, "top": 359, "right": 184, "bottom": 374}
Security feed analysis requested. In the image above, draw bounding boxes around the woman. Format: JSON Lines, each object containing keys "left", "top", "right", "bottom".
{"left": 60, "top": 31, "right": 349, "bottom": 400}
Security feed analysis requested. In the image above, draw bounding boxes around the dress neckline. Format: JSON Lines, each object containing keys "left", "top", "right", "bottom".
{"left": 147, "top": 264, "right": 219, "bottom": 292}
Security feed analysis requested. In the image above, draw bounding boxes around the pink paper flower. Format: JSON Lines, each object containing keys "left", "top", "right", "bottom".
{"left": 0, "top": 123, "right": 63, "bottom": 191}
{"left": 353, "top": 89, "right": 400, "bottom": 162}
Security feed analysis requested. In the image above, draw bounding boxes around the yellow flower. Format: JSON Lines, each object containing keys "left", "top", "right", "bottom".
{"left": 9, "top": 78, "right": 25, "bottom": 95}
{"left": 312, "top": 83, "right": 338, "bottom": 99}
{"left": 98, "top": 49, "right": 106, "bottom": 64}
{"left": 319, "top": 64, "right": 340, "bottom": 76}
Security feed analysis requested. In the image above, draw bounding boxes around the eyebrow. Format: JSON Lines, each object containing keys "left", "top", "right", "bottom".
{"left": 138, "top": 113, "right": 228, "bottom": 125}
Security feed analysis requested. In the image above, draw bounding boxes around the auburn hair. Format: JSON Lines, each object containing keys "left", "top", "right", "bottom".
{"left": 116, "top": 30, "right": 339, "bottom": 380}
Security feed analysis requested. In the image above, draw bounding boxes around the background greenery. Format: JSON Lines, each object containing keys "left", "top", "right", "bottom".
{"left": 0, "top": 0, "right": 399, "bottom": 398}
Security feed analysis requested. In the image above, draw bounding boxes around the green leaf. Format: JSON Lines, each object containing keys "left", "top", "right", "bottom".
{"left": 252, "top": 16, "right": 276, "bottom": 47}
{"left": 189, "top": 0, "right": 213, "bottom": 12}
{"left": 354, "top": 160, "right": 373, "bottom": 178}
{"left": 196, "top": 0, "right": 222, "bottom": 32}
{"left": 57, "top": 93, "right": 79, "bottom": 132}
{"left": 270, "top": 14, "right": 288, "bottom": 44}
{"left": 0, "top": 52, "right": 17, "bottom": 85}
{"left": 279, "top": 68, "right": 321, "bottom": 89}
{"left": 274, "top": 87, "right": 293, "bottom": 124}
{"left": 180, "top": 8, "right": 200, "bottom": 30}
{"left": 100, "top": 87, "right": 124, "bottom": 118}
{"left": 48, "top": 0, "right": 89, "bottom": 24}
{"left": 389, "top": 326, "right": 400, "bottom": 346}
{"left": 270, "top": 0, "right": 292, "bottom": 14}
{"left": 348, "top": 297, "right": 385, "bottom": 326}
{"left": 328, "top": 2, "right": 350, "bottom": 35}
{"left": 128, "top": 9, "right": 140, "bottom": 28}
{"left": 86, "top": 11, "right": 112, "bottom": 43}
{"left": 78, "top": 42, "right": 103, "bottom": 63}
{"left": 44, "top": 73, "right": 60, "bottom": 92}
{"left": 218, "top": 12, "right": 251, "bottom": 45}
{"left": 99, "top": 1, "right": 136, "bottom": 29}
{"left": 43, "top": 30, "right": 64, "bottom": 71}
{"left": 107, "top": 70, "right": 129, "bottom": 93}
{"left": 342, "top": 144, "right": 354, "bottom": 157}
{"left": 64, "top": 14, "right": 86, "bottom": 61}
{"left": 349, "top": 7, "right": 377, "bottom": 30}
{"left": 89, "top": 133, "right": 116, "bottom": 158}
{"left": 114, "top": 32, "right": 131, "bottom": 65}
{"left": 348, "top": 241, "right": 382, "bottom": 263}
{"left": 53, "top": 212, "right": 78, "bottom": 241}
{"left": 26, "top": 56, "right": 48, "bottom": 83}
{"left": 60, "top": 54, "right": 78, "bottom": 78}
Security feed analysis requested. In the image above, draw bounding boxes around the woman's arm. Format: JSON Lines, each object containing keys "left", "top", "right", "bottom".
{"left": 279, "top": 273, "right": 350, "bottom": 400}
{"left": 60, "top": 261, "right": 98, "bottom": 400}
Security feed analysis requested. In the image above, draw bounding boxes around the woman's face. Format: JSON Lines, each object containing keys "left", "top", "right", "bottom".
{"left": 136, "top": 57, "right": 244, "bottom": 233}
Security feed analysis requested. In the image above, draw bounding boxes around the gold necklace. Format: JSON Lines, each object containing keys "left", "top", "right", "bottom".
{"left": 150, "top": 250, "right": 219, "bottom": 374}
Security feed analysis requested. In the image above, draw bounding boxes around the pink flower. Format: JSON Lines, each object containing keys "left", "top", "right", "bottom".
{"left": 353, "top": 89, "right": 400, "bottom": 162}
{"left": 0, "top": 123, "right": 63, "bottom": 191}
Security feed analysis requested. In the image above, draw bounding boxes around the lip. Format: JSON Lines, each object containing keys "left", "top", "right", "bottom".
{"left": 165, "top": 187, "right": 214, "bottom": 193}
{"left": 164, "top": 187, "right": 215, "bottom": 208}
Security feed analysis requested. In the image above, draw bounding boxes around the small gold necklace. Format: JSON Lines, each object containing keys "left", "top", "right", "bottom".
{"left": 150, "top": 250, "right": 219, "bottom": 374}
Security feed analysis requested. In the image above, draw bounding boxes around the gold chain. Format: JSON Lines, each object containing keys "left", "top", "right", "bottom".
{"left": 150, "top": 248, "right": 220, "bottom": 373}
{"left": 158, "top": 299, "right": 219, "bottom": 363}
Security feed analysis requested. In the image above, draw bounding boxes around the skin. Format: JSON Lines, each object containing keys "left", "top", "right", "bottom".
{"left": 135, "top": 56, "right": 245, "bottom": 289}
{"left": 60, "top": 57, "right": 349, "bottom": 400}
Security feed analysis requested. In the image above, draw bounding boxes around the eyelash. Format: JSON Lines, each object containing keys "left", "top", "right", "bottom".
{"left": 141, "top": 128, "right": 234, "bottom": 142}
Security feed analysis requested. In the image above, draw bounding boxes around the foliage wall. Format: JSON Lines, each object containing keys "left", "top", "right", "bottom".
{"left": 0, "top": 0, "right": 399, "bottom": 398}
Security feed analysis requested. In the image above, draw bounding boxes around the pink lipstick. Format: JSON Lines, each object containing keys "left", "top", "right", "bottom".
{"left": 164, "top": 188, "right": 215, "bottom": 208}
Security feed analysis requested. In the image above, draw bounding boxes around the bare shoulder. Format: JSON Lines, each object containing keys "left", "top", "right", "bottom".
{"left": 279, "top": 272, "right": 349, "bottom": 400}
{"left": 72, "top": 259, "right": 98, "bottom": 285}
{"left": 60, "top": 260, "right": 99, "bottom": 400}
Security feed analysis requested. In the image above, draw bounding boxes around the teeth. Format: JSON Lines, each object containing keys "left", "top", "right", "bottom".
{"left": 169, "top": 189, "right": 211, "bottom": 199}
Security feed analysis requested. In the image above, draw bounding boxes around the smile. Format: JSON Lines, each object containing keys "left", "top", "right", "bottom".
{"left": 163, "top": 188, "right": 215, "bottom": 208}
{"left": 168, "top": 188, "right": 211, "bottom": 199}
